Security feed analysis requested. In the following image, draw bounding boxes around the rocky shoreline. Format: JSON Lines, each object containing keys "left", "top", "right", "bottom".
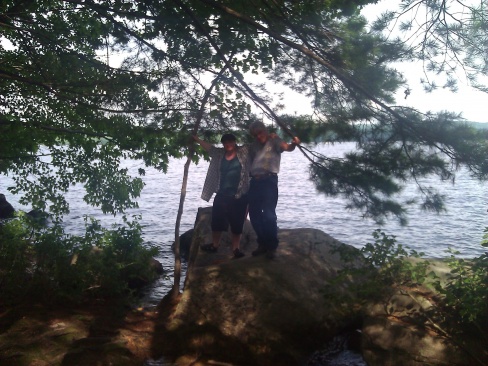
{"left": 1, "top": 206, "right": 486, "bottom": 366}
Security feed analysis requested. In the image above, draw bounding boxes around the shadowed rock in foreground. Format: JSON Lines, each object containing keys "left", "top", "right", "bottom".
{"left": 166, "top": 207, "right": 361, "bottom": 365}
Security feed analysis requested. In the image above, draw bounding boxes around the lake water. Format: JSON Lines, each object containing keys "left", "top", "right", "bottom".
{"left": 2, "top": 142, "right": 487, "bottom": 306}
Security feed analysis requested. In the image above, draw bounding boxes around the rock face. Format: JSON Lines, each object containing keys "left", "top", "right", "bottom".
{"left": 167, "top": 207, "right": 360, "bottom": 365}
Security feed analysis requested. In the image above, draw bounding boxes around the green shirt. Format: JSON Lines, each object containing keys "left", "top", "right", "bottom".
{"left": 218, "top": 156, "right": 242, "bottom": 197}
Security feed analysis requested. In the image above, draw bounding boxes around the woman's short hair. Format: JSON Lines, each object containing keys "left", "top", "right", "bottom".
{"left": 220, "top": 133, "right": 237, "bottom": 143}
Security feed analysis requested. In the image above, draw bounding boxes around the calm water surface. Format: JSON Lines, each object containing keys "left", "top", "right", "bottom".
{"left": 2, "top": 142, "right": 487, "bottom": 305}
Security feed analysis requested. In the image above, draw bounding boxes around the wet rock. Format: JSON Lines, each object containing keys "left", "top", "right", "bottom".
{"left": 122, "top": 257, "right": 164, "bottom": 290}
{"left": 173, "top": 228, "right": 194, "bottom": 261}
{"left": 150, "top": 257, "right": 164, "bottom": 275}
{"left": 0, "top": 193, "right": 15, "bottom": 219}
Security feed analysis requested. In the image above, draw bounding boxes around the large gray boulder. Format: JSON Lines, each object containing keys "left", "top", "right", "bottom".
{"left": 167, "top": 207, "right": 359, "bottom": 365}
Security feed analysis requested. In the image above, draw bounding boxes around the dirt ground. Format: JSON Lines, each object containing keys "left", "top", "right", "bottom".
{"left": 0, "top": 295, "right": 181, "bottom": 366}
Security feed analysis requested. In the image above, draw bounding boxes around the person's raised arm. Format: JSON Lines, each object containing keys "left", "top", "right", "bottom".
{"left": 192, "top": 135, "right": 213, "bottom": 153}
{"left": 280, "top": 136, "right": 301, "bottom": 152}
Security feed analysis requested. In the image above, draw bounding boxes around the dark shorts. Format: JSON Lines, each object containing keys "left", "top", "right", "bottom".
{"left": 211, "top": 193, "right": 248, "bottom": 234}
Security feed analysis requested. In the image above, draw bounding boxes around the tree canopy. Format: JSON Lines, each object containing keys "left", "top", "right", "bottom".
{"left": 1, "top": 0, "right": 487, "bottom": 225}
{"left": 370, "top": 0, "right": 488, "bottom": 93}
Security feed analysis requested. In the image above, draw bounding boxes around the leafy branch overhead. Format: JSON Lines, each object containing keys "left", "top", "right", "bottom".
{"left": 1, "top": 0, "right": 487, "bottom": 223}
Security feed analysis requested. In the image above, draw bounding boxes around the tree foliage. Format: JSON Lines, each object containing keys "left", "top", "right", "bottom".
{"left": 0, "top": 213, "right": 159, "bottom": 304}
{"left": 370, "top": 0, "right": 488, "bottom": 93}
{"left": 1, "top": 0, "right": 487, "bottom": 226}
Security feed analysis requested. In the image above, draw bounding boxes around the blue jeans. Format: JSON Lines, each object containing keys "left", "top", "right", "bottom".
{"left": 248, "top": 175, "right": 279, "bottom": 250}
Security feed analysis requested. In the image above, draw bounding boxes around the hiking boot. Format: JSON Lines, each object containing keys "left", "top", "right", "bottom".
{"left": 252, "top": 246, "right": 267, "bottom": 256}
{"left": 233, "top": 248, "right": 245, "bottom": 259}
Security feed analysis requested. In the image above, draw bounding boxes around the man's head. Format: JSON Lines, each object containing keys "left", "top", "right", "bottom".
{"left": 249, "top": 121, "right": 269, "bottom": 144}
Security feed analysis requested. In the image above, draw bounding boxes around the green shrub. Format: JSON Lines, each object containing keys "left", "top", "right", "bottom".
{"left": 325, "top": 229, "right": 434, "bottom": 305}
{"left": 435, "top": 233, "right": 488, "bottom": 324}
{"left": 0, "top": 214, "right": 33, "bottom": 302}
{"left": 0, "top": 214, "right": 160, "bottom": 305}
{"left": 328, "top": 228, "right": 488, "bottom": 330}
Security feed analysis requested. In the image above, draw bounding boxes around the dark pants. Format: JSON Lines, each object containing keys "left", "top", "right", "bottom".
{"left": 248, "top": 175, "right": 279, "bottom": 250}
{"left": 211, "top": 193, "right": 248, "bottom": 234}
